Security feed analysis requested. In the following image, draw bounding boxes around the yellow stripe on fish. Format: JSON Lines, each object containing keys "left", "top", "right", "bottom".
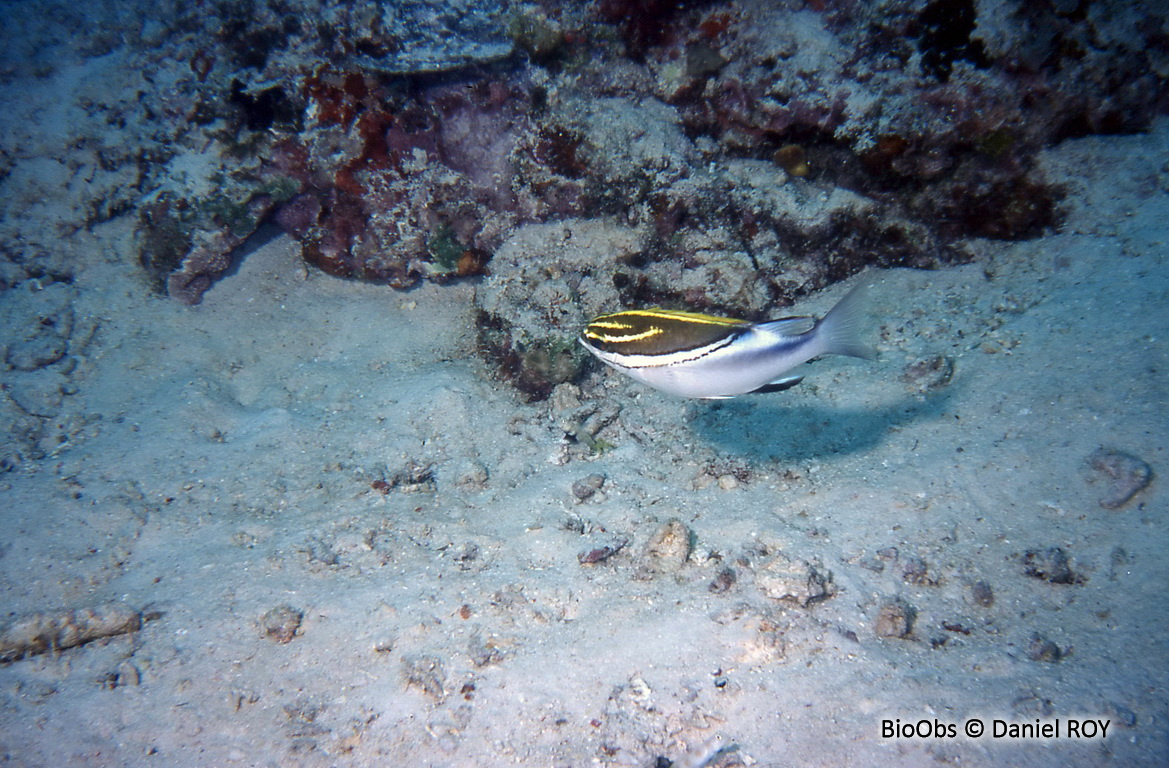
{"left": 578, "top": 283, "right": 873, "bottom": 399}
{"left": 581, "top": 308, "right": 749, "bottom": 357}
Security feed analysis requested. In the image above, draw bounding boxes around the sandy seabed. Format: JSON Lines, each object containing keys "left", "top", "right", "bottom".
{"left": 1, "top": 47, "right": 1168, "bottom": 768}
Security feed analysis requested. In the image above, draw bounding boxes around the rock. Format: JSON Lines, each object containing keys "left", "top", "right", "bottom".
{"left": 261, "top": 605, "right": 303, "bottom": 644}
{"left": 402, "top": 655, "right": 447, "bottom": 701}
{"left": 451, "top": 542, "right": 483, "bottom": 572}
{"left": 901, "top": 355, "right": 955, "bottom": 394}
{"left": 900, "top": 555, "right": 933, "bottom": 585}
{"left": 549, "top": 383, "right": 582, "bottom": 411}
{"left": 578, "top": 537, "right": 628, "bottom": 565}
{"left": 473, "top": 219, "right": 640, "bottom": 400}
{"left": 874, "top": 600, "right": 915, "bottom": 639}
{"left": 468, "top": 634, "right": 508, "bottom": 668}
{"left": 716, "top": 474, "right": 739, "bottom": 491}
{"left": 708, "top": 567, "right": 737, "bottom": 594}
{"left": 1026, "top": 634, "right": 1063, "bottom": 663}
{"left": 0, "top": 603, "right": 144, "bottom": 662}
{"left": 566, "top": 95, "right": 697, "bottom": 189}
{"left": 380, "top": 461, "right": 437, "bottom": 494}
{"left": 639, "top": 519, "right": 692, "bottom": 575}
{"left": 1021, "top": 547, "right": 1078, "bottom": 585}
{"left": 453, "top": 458, "right": 489, "bottom": 490}
{"left": 755, "top": 554, "right": 835, "bottom": 606}
{"left": 349, "top": 0, "right": 513, "bottom": 75}
{"left": 970, "top": 580, "right": 995, "bottom": 608}
{"left": 691, "top": 472, "right": 717, "bottom": 491}
{"left": 571, "top": 473, "right": 606, "bottom": 501}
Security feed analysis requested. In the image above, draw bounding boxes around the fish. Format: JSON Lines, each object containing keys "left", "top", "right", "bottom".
{"left": 578, "top": 282, "right": 873, "bottom": 399}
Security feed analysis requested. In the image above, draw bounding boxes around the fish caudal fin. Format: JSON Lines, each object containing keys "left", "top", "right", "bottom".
{"left": 813, "top": 282, "right": 874, "bottom": 360}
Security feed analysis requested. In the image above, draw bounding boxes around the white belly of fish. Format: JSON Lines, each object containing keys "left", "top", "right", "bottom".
{"left": 599, "top": 327, "right": 816, "bottom": 399}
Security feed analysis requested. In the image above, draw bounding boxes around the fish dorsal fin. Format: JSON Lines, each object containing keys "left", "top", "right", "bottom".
{"left": 755, "top": 316, "right": 815, "bottom": 337}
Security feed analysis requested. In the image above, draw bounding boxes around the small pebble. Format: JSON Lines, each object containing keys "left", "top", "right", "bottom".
{"left": 579, "top": 537, "right": 627, "bottom": 564}
{"left": 1021, "top": 547, "right": 1077, "bottom": 585}
{"left": 401, "top": 654, "right": 446, "bottom": 701}
{"left": 901, "top": 355, "right": 954, "bottom": 393}
{"left": 708, "top": 567, "right": 737, "bottom": 594}
{"left": 691, "top": 472, "right": 716, "bottom": 491}
{"left": 941, "top": 621, "right": 970, "bottom": 635}
{"left": 1026, "top": 634, "right": 1063, "bottom": 663}
{"left": 970, "top": 580, "right": 995, "bottom": 607}
{"left": 453, "top": 459, "right": 489, "bottom": 490}
{"left": 549, "top": 383, "right": 582, "bottom": 411}
{"left": 261, "top": 605, "right": 303, "bottom": 644}
{"left": 875, "top": 600, "right": 914, "bottom": 639}
{"left": 572, "top": 473, "right": 606, "bottom": 501}
{"left": 394, "top": 461, "right": 437, "bottom": 493}
{"left": 756, "top": 555, "right": 835, "bottom": 606}
{"left": 1087, "top": 448, "right": 1152, "bottom": 509}
{"left": 468, "top": 635, "right": 506, "bottom": 668}
{"left": 900, "top": 555, "right": 931, "bottom": 585}
{"left": 642, "top": 519, "right": 692, "bottom": 574}
{"left": 562, "top": 516, "right": 587, "bottom": 534}
{"left": 717, "top": 474, "right": 739, "bottom": 490}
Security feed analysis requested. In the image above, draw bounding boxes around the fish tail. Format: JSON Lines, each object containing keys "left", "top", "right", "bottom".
{"left": 813, "top": 281, "right": 874, "bottom": 360}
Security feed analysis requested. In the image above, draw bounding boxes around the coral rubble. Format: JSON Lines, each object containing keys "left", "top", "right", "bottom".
{"left": 0, "top": 604, "right": 144, "bottom": 662}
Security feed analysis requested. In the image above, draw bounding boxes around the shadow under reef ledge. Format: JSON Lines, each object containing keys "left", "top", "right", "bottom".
{"left": 685, "top": 382, "right": 957, "bottom": 464}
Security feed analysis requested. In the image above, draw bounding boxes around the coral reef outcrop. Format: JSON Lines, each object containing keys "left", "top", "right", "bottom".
{"left": 7, "top": 0, "right": 1163, "bottom": 395}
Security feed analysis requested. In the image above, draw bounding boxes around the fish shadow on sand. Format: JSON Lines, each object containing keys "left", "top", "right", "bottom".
{"left": 687, "top": 382, "right": 956, "bottom": 464}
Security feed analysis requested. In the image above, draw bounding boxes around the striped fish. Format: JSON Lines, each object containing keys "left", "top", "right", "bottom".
{"left": 579, "top": 282, "right": 873, "bottom": 399}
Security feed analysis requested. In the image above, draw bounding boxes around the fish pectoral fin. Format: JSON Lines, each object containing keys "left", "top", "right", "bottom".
{"left": 748, "top": 375, "right": 804, "bottom": 395}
